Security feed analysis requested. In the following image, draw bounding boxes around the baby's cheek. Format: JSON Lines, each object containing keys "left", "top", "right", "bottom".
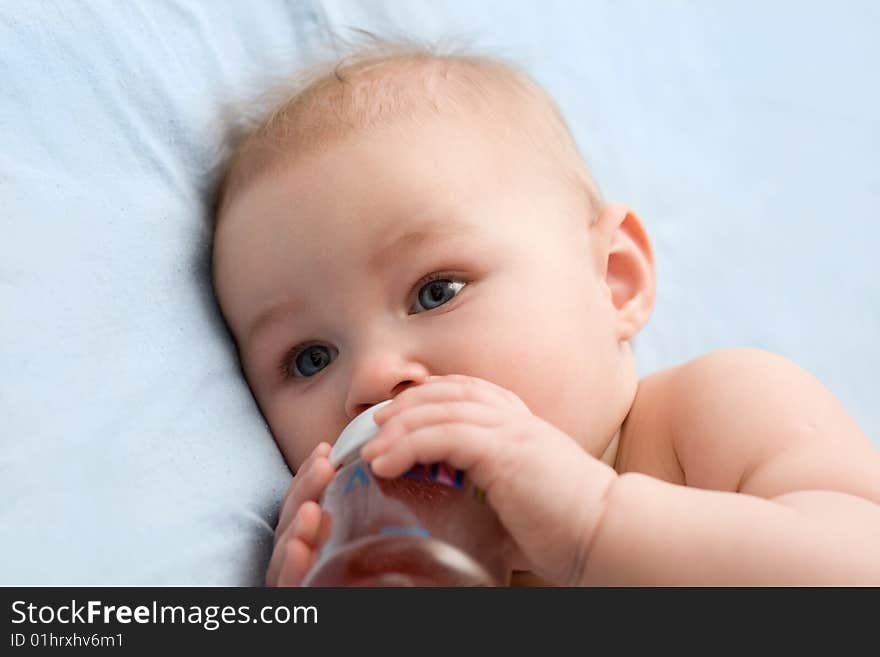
{"left": 270, "top": 422, "right": 316, "bottom": 474}
{"left": 522, "top": 335, "right": 611, "bottom": 437}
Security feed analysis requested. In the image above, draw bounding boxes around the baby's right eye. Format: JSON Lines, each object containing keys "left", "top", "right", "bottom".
{"left": 279, "top": 343, "right": 338, "bottom": 380}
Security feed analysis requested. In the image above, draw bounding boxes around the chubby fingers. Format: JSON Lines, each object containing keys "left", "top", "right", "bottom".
{"left": 276, "top": 442, "right": 334, "bottom": 542}
{"left": 372, "top": 374, "right": 526, "bottom": 426}
{"left": 362, "top": 409, "right": 506, "bottom": 493}
{"left": 267, "top": 501, "right": 333, "bottom": 586}
{"left": 364, "top": 400, "right": 501, "bottom": 458}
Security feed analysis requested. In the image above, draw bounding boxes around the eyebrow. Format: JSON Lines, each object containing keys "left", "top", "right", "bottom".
{"left": 247, "top": 300, "right": 303, "bottom": 343}
{"left": 366, "top": 219, "right": 477, "bottom": 275}
{"left": 246, "top": 219, "right": 477, "bottom": 342}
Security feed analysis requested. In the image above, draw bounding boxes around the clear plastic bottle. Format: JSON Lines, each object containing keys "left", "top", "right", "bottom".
{"left": 302, "top": 401, "right": 510, "bottom": 587}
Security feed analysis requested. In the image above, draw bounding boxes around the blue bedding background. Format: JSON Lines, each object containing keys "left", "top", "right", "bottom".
{"left": 1, "top": 0, "right": 877, "bottom": 584}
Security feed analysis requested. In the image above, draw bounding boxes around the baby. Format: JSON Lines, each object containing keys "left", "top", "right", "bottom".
{"left": 210, "top": 38, "right": 880, "bottom": 586}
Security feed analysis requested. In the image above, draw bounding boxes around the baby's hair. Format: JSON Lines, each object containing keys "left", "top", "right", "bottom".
{"left": 210, "top": 29, "right": 602, "bottom": 228}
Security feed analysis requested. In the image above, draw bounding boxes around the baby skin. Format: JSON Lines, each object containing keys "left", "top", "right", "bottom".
{"left": 212, "top": 108, "right": 880, "bottom": 586}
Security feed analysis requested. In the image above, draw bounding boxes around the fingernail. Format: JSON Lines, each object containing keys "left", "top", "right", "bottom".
{"left": 371, "top": 455, "right": 388, "bottom": 472}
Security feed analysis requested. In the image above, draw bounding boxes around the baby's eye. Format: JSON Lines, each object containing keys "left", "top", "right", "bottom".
{"left": 412, "top": 273, "right": 466, "bottom": 313}
{"left": 278, "top": 273, "right": 465, "bottom": 381}
{"left": 280, "top": 344, "right": 338, "bottom": 380}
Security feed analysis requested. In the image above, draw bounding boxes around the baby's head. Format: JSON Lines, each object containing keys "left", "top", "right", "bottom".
{"left": 211, "top": 37, "right": 655, "bottom": 471}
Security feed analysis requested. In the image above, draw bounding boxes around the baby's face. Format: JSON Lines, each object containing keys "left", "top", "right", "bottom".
{"left": 213, "top": 113, "right": 635, "bottom": 470}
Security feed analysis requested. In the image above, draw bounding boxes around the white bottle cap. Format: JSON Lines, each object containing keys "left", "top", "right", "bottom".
{"left": 328, "top": 399, "right": 394, "bottom": 468}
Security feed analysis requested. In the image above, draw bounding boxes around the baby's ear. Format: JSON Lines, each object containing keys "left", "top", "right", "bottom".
{"left": 592, "top": 203, "right": 656, "bottom": 341}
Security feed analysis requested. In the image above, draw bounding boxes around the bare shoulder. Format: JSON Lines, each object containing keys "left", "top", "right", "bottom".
{"left": 659, "top": 347, "right": 880, "bottom": 502}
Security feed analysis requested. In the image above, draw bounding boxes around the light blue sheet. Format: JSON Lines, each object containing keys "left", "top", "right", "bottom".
{"left": 1, "top": 0, "right": 877, "bottom": 584}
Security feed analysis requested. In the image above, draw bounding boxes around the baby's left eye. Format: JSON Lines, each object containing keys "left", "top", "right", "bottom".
{"left": 412, "top": 275, "right": 466, "bottom": 313}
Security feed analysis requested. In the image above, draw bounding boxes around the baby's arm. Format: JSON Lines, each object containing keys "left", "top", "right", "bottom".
{"left": 580, "top": 348, "right": 880, "bottom": 585}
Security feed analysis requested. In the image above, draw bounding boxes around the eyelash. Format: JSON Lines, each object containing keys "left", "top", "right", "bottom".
{"left": 277, "top": 271, "right": 465, "bottom": 381}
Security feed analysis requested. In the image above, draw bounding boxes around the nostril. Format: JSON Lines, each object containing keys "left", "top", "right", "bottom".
{"left": 391, "top": 380, "right": 416, "bottom": 398}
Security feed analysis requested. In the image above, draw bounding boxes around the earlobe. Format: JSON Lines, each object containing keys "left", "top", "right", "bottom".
{"left": 596, "top": 203, "right": 656, "bottom": 341}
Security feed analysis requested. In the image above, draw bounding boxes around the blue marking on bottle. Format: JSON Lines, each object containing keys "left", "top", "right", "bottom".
{"left": 379, "top": 526, "right": 431, "bottom": 538}
{"left": 343, "top": 462, "right": 371, "bottom": 495}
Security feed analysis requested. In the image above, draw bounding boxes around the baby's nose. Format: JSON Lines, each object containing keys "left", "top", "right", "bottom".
{"left": 390, "top": 379, "right": 420, "bottom": 398}
{"left": 344, "top": 350, "right": 431, "bottom": 420}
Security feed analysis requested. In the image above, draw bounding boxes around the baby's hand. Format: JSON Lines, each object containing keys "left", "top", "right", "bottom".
{"left": 266, "top": 442, "right": 335, "bottom": 586}
{"left": 364, "top": 374, "right": 618, "bottom": 585}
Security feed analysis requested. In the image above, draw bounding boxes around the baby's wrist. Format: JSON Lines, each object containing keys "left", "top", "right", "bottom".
{"left": 565, "top": 458, "right": 618, "bottom": 586}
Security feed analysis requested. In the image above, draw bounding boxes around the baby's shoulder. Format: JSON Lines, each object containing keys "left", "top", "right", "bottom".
{"left": 622, "top": 348, "right": 880, "bottom": 501}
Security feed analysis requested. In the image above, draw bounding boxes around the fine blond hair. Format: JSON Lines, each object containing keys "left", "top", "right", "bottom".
{"left": 211, "top": 30, "right": 602, "bottom": 225}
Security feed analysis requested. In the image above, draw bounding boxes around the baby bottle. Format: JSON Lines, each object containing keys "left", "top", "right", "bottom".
{"left": 302, "top": 400, "right": 510, "bottom": 587}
